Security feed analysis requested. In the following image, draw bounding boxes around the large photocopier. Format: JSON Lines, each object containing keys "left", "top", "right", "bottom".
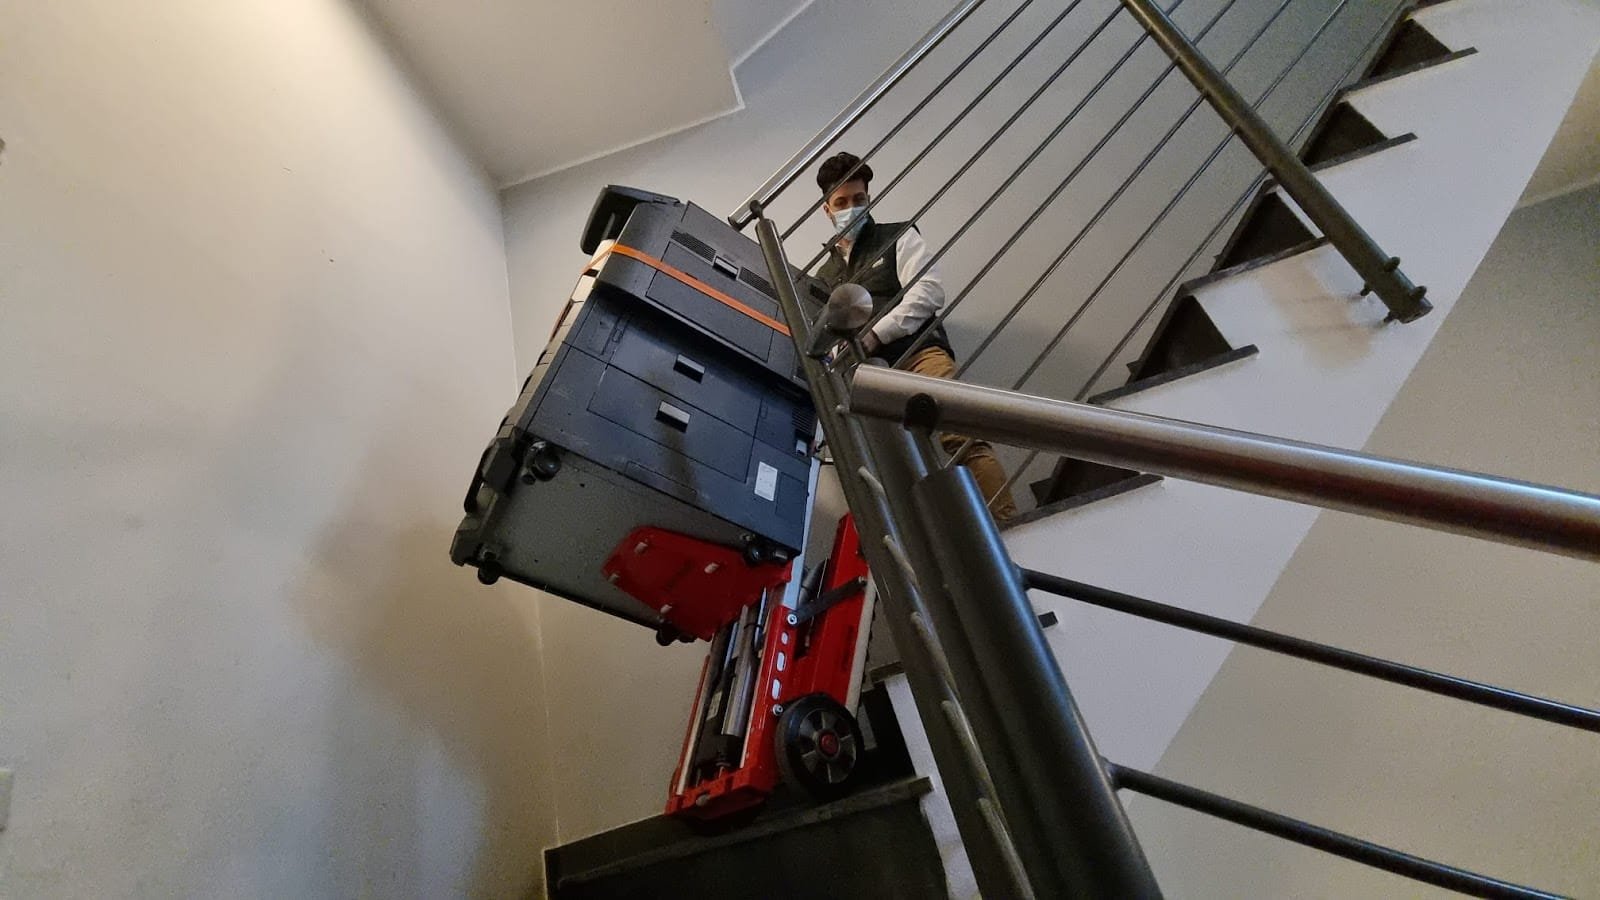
{"left": 452, "top": 186, "right": 827, "bottom": 636}
{"left": 452, "top": 187, "right": 892, "bottom": 823}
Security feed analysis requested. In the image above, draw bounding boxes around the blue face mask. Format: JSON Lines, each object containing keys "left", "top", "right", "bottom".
{"left": 829, "top": 204, "right": 868, "bottom": 240}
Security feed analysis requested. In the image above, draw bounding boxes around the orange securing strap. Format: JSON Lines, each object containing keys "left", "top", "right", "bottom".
{"left": 581, "top": 242, "right": 792, "bottom": 337}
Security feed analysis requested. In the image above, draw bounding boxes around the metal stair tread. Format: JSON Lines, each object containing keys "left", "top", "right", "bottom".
{"left": 1339, "top": 47, "right": 1478, "bottom": 100}
{"left": 555, "top": 777, "right": 935, "bottom": 889}
{"left": 1004, "top": 473, "right": 1165, "bottom": 531}
{"left": 1088, "top": 345, "right": 1261, "bottom": 408}
{"left": 1299, "top": 132, "right": 1419, "bottom": 179}
{"left": 1256, "top": 133, "right": 1420, "bottom": 220}
{"left": 1189, "top": 237, "right": 1330, "bottom": 298}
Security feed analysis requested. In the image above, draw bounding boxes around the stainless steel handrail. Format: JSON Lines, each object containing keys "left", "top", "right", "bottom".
{"left": 850, "top": 367, "right": 1600, "bottom": 562}
{"left": 728, "top": 0, "right": 991, "bottom": 231}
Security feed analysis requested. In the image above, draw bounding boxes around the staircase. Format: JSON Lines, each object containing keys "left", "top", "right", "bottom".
{"left": 1008, "top": 0, "right": 1597, "bottom": 772}
{"left": 730, "top": 0, "right": 1600, "bottom": 896}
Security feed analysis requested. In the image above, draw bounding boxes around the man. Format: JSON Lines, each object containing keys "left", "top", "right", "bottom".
{"left": 815, "top": 151, "right": 1018, "bottom": 521}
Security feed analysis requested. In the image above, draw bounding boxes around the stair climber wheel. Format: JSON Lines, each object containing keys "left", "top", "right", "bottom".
{"left": 774, "top": 693, "right": 860, "bottom": 800}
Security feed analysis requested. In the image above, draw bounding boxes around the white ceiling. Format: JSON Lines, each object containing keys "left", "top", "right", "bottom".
{"left": 712, "top": 0, "right": 817, "bottom": 67}
{"left": 1521, "top": 49, "right": 1600, "bottom": 205}
{"left": 358, "top": 0, "right": 808, "bottom": 187}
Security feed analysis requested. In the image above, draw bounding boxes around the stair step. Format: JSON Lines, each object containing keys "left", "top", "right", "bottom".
{"left": 1301, "top": 103, "right": 1388, "bottom": 167}
{"left": 1260, "top": 133, "right": 1420, "bottom": 202}
{"left": 1009, "top": 472, "right": 1163, "bottom": 530}
{"left": 1126, "top": 294, "right": 1235, "bottom": 383}
{"left": 1231, "top": 128, "right": 1418, "bottom": 265}
{"left": 1367, "top": 17, "right": 1455, "bottom": 78}
{"left": 1089, "top": 345, "right": 1259, "bottom": 407}
{"left": 1029, "top": 458, "right": 1143, "bottom": 507}
{"left": 1341, "top": 47, "right": 1478, "bottom": 99}
{"left": 1212, "top": 192, "right": 1316, "bottom": 273}
{"left": 1184, "top": 237, "right": 1329, "bottom": 300}
{"left": 1309, "top": 132, "right": 1419, "bottom": 175}
{"left": 550, "top": 778, "right": 943, "bottom": 897}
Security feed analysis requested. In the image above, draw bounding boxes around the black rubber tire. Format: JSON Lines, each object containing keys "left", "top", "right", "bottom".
{"left": 774, "top": 693, "right": 861, "bottom": 801}
{"left": 525, "top": 445, "right": 561, "bottom": 483}
{"left": 741, "top": 540, "right": 770, "bottom": 567}
{"left": 476, "top": 560, "right": 502, "bottom": 586}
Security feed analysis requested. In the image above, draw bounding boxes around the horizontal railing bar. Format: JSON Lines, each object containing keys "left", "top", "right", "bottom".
{"left": 799, "top": 0, "right": 1145, "bottom": 278}
{"left": 848, "top": 367, "right": 1600, "bottom": 562}
{"left": 797, "top": 0, "right": 1098, "bottom": 273}
{"left": 949, "top": 0, "right": 1300, "bottom": 377}
{"left": 1106, "top": 763, "right": 1565, "bottom": 899}
{"left": 729, "top": 0, "right": 991, "bottom": 230}
{"left": 892, "top": 0, "right": 1283, "bottom": 374}
{"left": 1023, "top": 568, "right": 1600, "bottom": 732}
{"left": 781, "top": 0, "right": 1047, "bottom": 242}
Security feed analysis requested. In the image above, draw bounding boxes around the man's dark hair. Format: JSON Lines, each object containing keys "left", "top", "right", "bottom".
{"left": 817, "top": 152, "right": 872, "bottom": 195}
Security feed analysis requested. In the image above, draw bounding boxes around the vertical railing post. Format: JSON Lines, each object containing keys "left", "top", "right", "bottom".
{"left": 1115, "top": 0, "right": 1432, "bottom": 323}
{"left": 759, "top": 214, "right": 1161, "bottom": 896}
{"left": 856, "top": 418, "right": 1068, "bottom": 896}
{"left": 861, "top": 417, "right": 1162, "bottom": 896}
{"left": 905, "top": 458, "right": 1162, "bottom": 896}
{"left": 752, "top": 216, "right": 1030, "bottom": 897}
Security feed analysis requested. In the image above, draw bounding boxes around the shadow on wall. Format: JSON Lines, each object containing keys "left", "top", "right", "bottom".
{"left": 291, "top": 449, "right": 554, "bottom": 899}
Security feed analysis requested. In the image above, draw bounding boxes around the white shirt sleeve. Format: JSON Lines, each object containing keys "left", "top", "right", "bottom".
{"left": 871, "top": 226, "right": 946, "bottom": 344}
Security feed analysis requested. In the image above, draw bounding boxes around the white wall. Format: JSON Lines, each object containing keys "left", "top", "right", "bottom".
{"left": 1131, "top": 182, "right": 1600, "bottom": 898}
{"left": 0, "top": 2, "right": 555, "bottom": 896}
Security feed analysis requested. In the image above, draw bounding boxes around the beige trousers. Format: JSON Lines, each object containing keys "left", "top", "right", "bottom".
{"left": 902, "top": 346, "right": 1019, "bottom": 522}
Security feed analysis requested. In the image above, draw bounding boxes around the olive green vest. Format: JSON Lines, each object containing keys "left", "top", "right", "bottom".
{"left": 816, "top": 218, "right": 953, "bottom": 364}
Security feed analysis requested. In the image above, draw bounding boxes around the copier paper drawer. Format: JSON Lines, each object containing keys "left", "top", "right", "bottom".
{"left": 607, "top": 318, "right": 763, "bottom": 434}
{"left": 587, "top": 366, "right": 753, "bottom": 482}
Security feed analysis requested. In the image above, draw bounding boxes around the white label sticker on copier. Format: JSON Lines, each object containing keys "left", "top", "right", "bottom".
{"left": 755, "top": 462, "right": 778, "bottom": 501}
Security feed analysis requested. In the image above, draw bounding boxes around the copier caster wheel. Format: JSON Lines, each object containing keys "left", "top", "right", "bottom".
{"left": 654, "top": 624, "right": 694, "bottom": 647}
{"left": 740, "top": 535, "right": 772, "bottom": 566}
{"left": 519, "top": 442, "right": 562, "bottom": 485}
{"left": 475, "top": 559, "right": 503, "bottom": 586}
{"left": 775, "top": 693, "right": 860, "bottom": 800}
{"left": 739, "top": 535, "right": 791, "bottom": 567}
